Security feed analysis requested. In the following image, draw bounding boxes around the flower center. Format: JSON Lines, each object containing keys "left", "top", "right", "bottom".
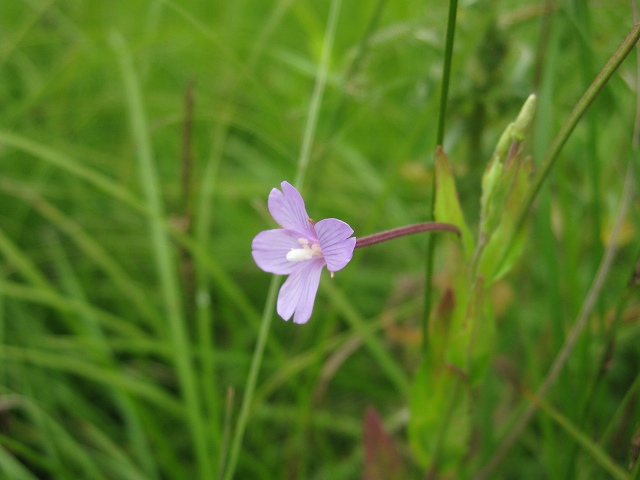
{"left": 286, "top": 238, "right": 322, "bottom": 262}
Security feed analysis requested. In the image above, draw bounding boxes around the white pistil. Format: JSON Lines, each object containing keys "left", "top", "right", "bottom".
{"left": 286, "top": 238, "right": 322, "bottom": 262}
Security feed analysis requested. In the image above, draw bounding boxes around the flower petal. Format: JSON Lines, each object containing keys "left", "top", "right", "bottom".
{"left": 277, "top": 259, "right": 324, "bottom": 324}
{"left": 252, "top": 229, "right": 299, "bottom": 275}
{"left": 315, "top": 218, "right": 356, "bottom": 272}
{"left": 268, "top": 182, "right": 316, "bottom": 239}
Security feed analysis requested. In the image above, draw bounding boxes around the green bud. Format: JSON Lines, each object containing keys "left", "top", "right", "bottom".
{"left": 434, "top": 147, "right": 475, "bottom": 258}
{"left": 480, "top": 154, "right": 503, "bottom": 223}
{"left": 493, "top": 94, "right": 536, "bottom": 162}
{"left": 494, "top": 124, "right": 514, "bottom": 161}
{"left": 512, "top": 94, "right": 536, "bottom": 141}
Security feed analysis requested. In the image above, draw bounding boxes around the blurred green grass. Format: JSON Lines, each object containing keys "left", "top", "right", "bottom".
{"left": 1, "top": 0, "right": 639, "bottom": 478}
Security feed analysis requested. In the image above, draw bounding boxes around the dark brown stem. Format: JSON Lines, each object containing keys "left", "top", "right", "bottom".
{"left": 355, "top": 222, "right": 461, "bottom": 249}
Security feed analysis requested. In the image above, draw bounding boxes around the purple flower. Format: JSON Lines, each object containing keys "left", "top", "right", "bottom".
{"left": 252, "top": 181, "right": 356, "bottom": 324}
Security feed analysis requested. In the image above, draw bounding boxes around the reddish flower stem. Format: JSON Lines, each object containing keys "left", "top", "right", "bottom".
{"left": 355, "top": 222, "right": 461, "bottom": 249}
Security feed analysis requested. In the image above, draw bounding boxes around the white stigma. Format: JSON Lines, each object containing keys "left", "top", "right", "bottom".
{"left": 286, "top": 238, "right": 322, "bottom": 262}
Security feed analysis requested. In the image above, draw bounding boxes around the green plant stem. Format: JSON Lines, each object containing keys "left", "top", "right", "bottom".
{"left": 293, "top": 0, "right": 342, "bottom": 189}
{"left": 436, "top": 0, "right": 458, "bottom": 147}
{"left": 430, "top": 376, "right": 463, "bottom": 474}
{"left": 423, "top": 0, "right": 459, "bottom": 352}
{"left": 476, "top": 23, "right": 640, "bottom": 479}
{"left": 494, "top": 22, "right": 640, "bottom": 276}
{"left": 223, "top": 1, "right": 342, "bottom": 478}
{"left": 222, "top": 277, "right": 279, "bottom": 480}
{"left": 476, "top": 159, "right": 635, "bottom": 480}
{"left": 526, "top": 392, "right": 628, "bottom": 480}
{"left": 110, "top": 32, "right": 212, "bottom": 479}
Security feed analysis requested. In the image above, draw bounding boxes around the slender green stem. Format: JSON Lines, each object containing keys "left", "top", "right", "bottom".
{"left": 528, "top": 22, "right": 640, "bottom": 210}
{"left": 475, "top": 134, "right": 636, "bottom": 480}
{"left": 293, "top": 0, "right": 342, "bottom": 189}
{"left": 193, "top": 84, "right": 235, "bottom": 460}
{"left": 429, "top": 376, "right": 463, "bottom": 474}
{"left": 477, "top": 28, "right": 640, "bottom": 474}
{"left": 493, "top": 23, "right": 640, "bottom": 277}
{"left": 110, "top": 32, "right": 212, "bottom": 479}
{"left": 222, "top": 278, "right": 279, "bottom": 480}
{"left": 424, "top": 0, "right": 459, "bottom": 352}
{"left": 527, "top": 391, "right": 628, "bottom": 480}
{"left": 436, "top": 0, "right": 459, "bottom": 147}
{"left": 217, "top": 388, "right": 236, "bottom": 479}
{"left": 223, "top": 2, "right": 342, "bottom": 478}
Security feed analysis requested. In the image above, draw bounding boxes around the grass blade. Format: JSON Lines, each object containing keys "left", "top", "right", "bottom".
{"left": 529, "top": 392, "right": 628, "bottom": 480}
{"left": 109, "top": 31, "right": 212, "bottom": 478}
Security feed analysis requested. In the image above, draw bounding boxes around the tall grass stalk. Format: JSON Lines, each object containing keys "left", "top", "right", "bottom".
{"left": 476, "top": 135, "right": 636, "bottom": 480}
{"left": 222, "top": 1, "right": 342, "bottom": 478}
{"left": 110, "top": 32, "right": 213, "bottom": 479}
{"left": 1, "top": 2, "right": 637, "bottom": 478}
{"left": 494, "top": 22, "right": 640, "bottom": 276}
{"left": 528, "top": 391, "right": 629, "bottom": 480}
{"left": 423, "top": 0, "right": 459, "bottom": 352}
{"left": 474, "top": 22, "right": 640, "bottom": 478}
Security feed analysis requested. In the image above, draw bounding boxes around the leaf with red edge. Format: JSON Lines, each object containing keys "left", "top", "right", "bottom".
{"left": 362, "top": 407, "right": 406, "bottom": 480}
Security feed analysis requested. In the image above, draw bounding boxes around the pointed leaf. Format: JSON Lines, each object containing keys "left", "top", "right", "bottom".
{"left": 478, "top": 155, "right": 534, "bottom": 284}
{"left": 362, "top": 408, "right": 406, "bottom": 480}
{"left": 434, "top": 147, "right": 474, "bottom": 258}
{"left": 409, "top": 357, "right": 470, "bottom": 471}
{"left": 479, "top": 154, "right": 503, "bottom": 228}
{"left": 428, "top": 288, "right": 456, "bottom": 369}
{"left": 465, "top": 277, "right": 494, "bottom": 384}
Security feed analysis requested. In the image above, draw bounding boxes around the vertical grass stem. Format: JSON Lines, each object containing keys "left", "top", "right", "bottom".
{"left": 110, "top": 32, "right": 212, "bottom": 479}
{"left": 493, "top": 23, "right": 640, "bottom": 276}
{"left": 424, "top": 0, "right": 459, "bottom": 352}
{"left": 224, "top": 1, "right": 342, "bottom": 478}
{"left": 293, "top": 0, "right": 342, "bottom": 189}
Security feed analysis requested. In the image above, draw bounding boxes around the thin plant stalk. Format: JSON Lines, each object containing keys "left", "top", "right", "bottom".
{"left": 474, "top": 29, "right": 640, "bottom": 468}
{"left": 222, "top": 278, "right": 280, "bottom": 480}
{"left": 110, "top": 32, "right": 213, "bottom": 479}
{"left": 355, "top": 223, "right": 460, "bottom": 248}
{"left": 194, "top": 99, "right": 227, "bottom": 458}
{"left": 476, "top": 23, "right": 640, "bottom": 478}
{"left": 293, "top": 0, "right": 342, "bottom": 189}
{"left": 526, "top": 391, "right": 629, "bottom": 480}
{"left": 193, "top": 4, "right": 301, "bottom": 448}
{"left": 436, "top": 0, "right": 459, "bottom": 147}
{"left": 424, "top": 0, "right": 459, "bottom": 352}
{"left": 223, "top": 1, "right": 342, "bottom": 478}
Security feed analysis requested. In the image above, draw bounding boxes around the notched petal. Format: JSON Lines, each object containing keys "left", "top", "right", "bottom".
{"left": 277, "top": 259, "right": 323, "bottom": 324}
{"left": 315, "top": 218, "right": 356, "bottom": 272}
{"left": 251, "top": 229, "right": 299, "bottom": 275}
{"left": 268, "top": 182, "right": 316, "bottom": 238}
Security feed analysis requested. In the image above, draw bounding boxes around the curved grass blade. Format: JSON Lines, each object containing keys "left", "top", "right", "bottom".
{"left": 110, "top": 31, "right": 212, "bottom": 478}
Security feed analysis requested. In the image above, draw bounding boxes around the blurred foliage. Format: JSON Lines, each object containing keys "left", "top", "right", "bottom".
{"left": 0, "top": 0, "right": 639, "bottom": 479}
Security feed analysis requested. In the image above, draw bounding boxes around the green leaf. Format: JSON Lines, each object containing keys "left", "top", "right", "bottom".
{"left": 409, "top": 357, "right": 470, "bottom": 471}
{"left": 441, "top": 274, "right": 493, "bottom": 384}
{"left": 0, "top": 442, "right": 40, "bottom": 480}
{"left": 434, "top": 147, "right": 474, "bottom": 258}
{"left": 479, "top": 220, "right": 528, "bottom": 283}
{"left": 479, "top": 154, "right": 503, "bottom": 229}
{"left": 478, "top": 155, "right": 534, "bottom": 284}
{"left": 479, "top": 150, "right": 521, "bottom": 239}
{"left": 532, "top": 394, "right": 628, "bottom": 480}
{"left": 465, "top": 277, "right": 494, "bottom": 385}
{"left": 363, "top": 407, "right": 407, "bottom": 480}
{"left": 479, "top": 95, "right": 536, "bottom": 241}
